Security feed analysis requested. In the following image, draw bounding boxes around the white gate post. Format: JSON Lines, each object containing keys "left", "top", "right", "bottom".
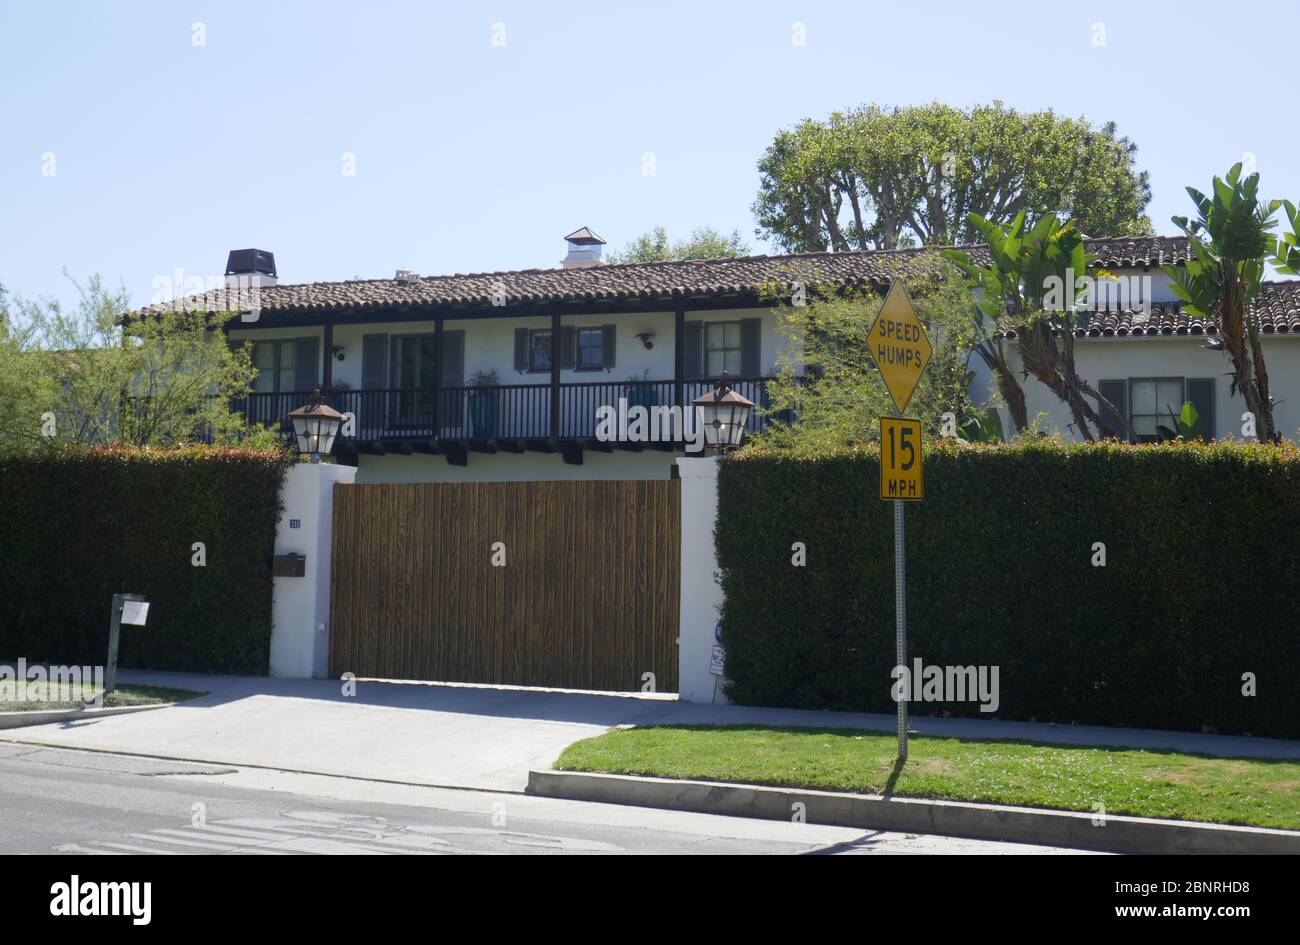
{"left": 269, "top": 462, "right": 356, "bottom": 677}
{"left": 676, "top": 456, "right": 727, "bottom": 703}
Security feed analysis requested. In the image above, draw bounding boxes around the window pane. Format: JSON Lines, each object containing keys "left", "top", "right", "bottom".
{"left": 530, "top": 331, "right": 551, "bottom": 370}
{"left": 725, "top": 323, "right": 740, "bottom": 349}
{"left": 1131, "top": 415, "right": 1158, "bottom": 436}
{"left": 1130, "top": 380, "right": 1155, "bottom": 415}
{"left": 724, "top": 349, "right": 742, "bottom": 375}
{"left": 706, "top": 350, "right": 725, "bottom": 376}
{"left": 252, "top": 344, "right": 276, "bottom": 393}
{"left": 1157, "top": 380, "right": 1183, "bottom": 413}
{"left": 706, "top": 323, "right": 725, "bottom": 350}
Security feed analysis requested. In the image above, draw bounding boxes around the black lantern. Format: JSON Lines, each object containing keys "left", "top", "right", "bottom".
{"left": 693, "top": 373, "right": 754, "bottom": 452}
{"left": 286, "top": 390, "right": 343, "bottom": 462}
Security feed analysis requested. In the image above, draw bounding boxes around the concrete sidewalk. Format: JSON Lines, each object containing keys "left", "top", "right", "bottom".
{"left": 1, "top": 670, "right": 1295, "bottom": 793}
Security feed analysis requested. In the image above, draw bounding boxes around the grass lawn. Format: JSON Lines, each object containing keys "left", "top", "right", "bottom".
{"left": 0, "top": 681, "right": 205, "bottom": 712}
{"left": 555, "top": 724, "right": 1300, "bottom": 831}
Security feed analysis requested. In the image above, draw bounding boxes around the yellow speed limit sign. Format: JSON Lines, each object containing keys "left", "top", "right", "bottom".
{"left": 880, "top": 417, "right": 923, "bottom": 501}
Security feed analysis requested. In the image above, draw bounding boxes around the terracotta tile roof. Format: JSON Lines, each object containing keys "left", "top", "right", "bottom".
{"left": 140, "top": 235, "right": 1195, "bottom": 318}
{"left": 995, "top": 280, "right": 1300, "bottom": 338}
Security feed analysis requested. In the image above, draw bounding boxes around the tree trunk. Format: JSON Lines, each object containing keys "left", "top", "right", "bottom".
{"left": 994, "top": 363, "right": 1029, "bottom": 432}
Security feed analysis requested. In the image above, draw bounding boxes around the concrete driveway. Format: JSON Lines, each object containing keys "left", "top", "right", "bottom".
{"left": 3, "top": 670, "right": 1295, "bottom": 793}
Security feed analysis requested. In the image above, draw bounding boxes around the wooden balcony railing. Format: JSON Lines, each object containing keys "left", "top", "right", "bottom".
{"left": 207, "top": 377, "right": 780, "bottom": 446}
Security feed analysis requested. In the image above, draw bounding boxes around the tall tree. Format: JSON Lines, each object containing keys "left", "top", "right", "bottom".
{"left": 1165, "top": 165, "right": 1289, "bottom": 443}
{"left": 0, "top": 274, "right": 280, "bottom": 454}
{"left": 606, "top": 226, "right": 749, "bottom": 264}
{"left": 754, "top": 102, "right": 1152, "bottom": 252}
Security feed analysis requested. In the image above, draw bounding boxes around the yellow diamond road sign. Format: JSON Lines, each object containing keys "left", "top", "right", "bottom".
{"left": 868, "top": 282, "right": 932, "bottom": 414}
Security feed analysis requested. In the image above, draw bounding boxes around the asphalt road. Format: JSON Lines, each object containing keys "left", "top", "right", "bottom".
{"left": 0, "top": 743, "right": 1092, "bottom": 855}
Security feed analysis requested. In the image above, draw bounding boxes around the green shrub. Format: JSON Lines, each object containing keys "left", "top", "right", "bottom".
{"left": 0, "top": 446, "right": 290, "bottom": 674}
{"left": 716, "top": 439, "right": 1299, "bottom": 738}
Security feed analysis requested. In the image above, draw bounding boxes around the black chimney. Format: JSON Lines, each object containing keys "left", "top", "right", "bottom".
{"left": 225, "top": 249, "right": 277, "bottom": 279}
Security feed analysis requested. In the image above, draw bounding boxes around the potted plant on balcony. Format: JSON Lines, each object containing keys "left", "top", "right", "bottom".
{"left": 625, "top": 369, "right": 659, "bottom": 410}
{"left": 467, "top": 368, "right": 500, "bottom": 437}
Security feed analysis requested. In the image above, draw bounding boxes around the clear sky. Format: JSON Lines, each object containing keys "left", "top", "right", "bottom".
{"left": 2, "top": 0, "right": 1297, "bottom": 309}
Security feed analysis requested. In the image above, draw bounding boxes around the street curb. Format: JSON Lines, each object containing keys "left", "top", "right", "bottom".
{"left": 527, "top": 769, "right": 1300, "bottom": 854}
{"left": 0, "top": 702, "right": 174, "bottom": 730}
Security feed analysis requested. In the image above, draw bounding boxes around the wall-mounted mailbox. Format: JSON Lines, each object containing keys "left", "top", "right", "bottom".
{"left": 273, "top": 553, "right": 306, "bottom": 577}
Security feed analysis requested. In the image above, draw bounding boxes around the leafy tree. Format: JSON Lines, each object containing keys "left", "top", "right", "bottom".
{"left": 0, "top": 273, "right": 282, "bottom": 454}
{"left": 754, "top": 257, "right": 983, "bottom": 451}
{"left": 946, "top": 212, "right": 1128, "bottom": 441}
{"left": 606, "top": 226, "right": 750, "bottom": 264}
{"left": 754, "top": 102, "right": 1152, "bottom": 252}
{"left": 1165, "top": 164, "right": 1283, "bottom": 442}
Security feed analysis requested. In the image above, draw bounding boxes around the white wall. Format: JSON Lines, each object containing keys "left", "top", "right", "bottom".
{"left": 1000, "top": 336, "right": 1300, "bottom": 441}
{"left": 676, "top": 456, "right": 728, "bottom": 703}
{"left": 270, "top": 462, "right": 356, "bottom": 677}
{"left": 237, "top": 306, "right": 790, "bottom": 393}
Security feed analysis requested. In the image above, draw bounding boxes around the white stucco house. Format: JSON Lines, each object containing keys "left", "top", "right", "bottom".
{"left": 153, "top": 230, "right": 1300, "bottom": 478}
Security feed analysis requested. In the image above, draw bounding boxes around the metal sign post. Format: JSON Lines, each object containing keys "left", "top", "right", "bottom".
{"left": 106, "top": 595, "right": 124, "bottom": 696}
{"left": 868, "top": 283, "right": 932, "bottom": 763}
{"left": 894, "top": 493, "right": 908, "bottom": 760}
{"left": 106, "top": 593, "right": 149, "bottom": 696}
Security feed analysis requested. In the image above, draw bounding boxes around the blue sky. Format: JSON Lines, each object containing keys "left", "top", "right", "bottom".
{"left": 2, "top": 0, "right": 1297, "bottom": 309}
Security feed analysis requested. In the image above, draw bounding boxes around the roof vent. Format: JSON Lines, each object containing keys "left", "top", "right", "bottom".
{"left": 225, "top": 249, "right": 277, "bottom": 287}
{"left": 395, "top": 268, "right": 420, "bottom": 284}
{"left": 561, "top": 227, "right": 605, "bottom": 269}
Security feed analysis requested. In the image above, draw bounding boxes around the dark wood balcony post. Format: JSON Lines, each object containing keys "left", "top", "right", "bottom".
{"left": 432, "top": 317, "right": 444, "bottom": 438}
{"left": 550, "top": 312, "right": 561, "bottom": 438}
{"left": 322, "top": 322, "right": 333, "bottom": 390}
{"left": 674, "top": 307, "right": 685, "bottom": 409}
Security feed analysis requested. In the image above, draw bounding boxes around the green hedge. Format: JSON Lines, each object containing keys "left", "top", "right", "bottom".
{"left": 716, "top": 440, "right": 1299, "bottom": 739}
{"left": 0, "top": 446, "right": 290, "bottom": 674}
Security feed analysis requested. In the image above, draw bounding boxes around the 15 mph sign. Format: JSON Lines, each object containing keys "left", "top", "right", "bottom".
{"left": 880, "top": 417, "right": 923, "bottom": 501}
{"left": 867, "top": 282, "right": 933, "bottom": 414}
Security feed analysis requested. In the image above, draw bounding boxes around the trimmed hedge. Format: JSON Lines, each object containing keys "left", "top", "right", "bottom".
{"left": 0, "top": 446, "right": 290, "bottom": 674}
{"left": 717, "top": 439, "right": 1300, "bottom": 739}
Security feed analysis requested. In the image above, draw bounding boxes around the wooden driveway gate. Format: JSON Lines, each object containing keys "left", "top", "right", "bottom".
{"left": 329, "top": 480, "right": 680, "bottom": 692}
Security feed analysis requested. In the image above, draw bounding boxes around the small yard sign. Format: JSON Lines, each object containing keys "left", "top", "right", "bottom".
{"left": 106, "top": 593, "right": 148, "bottom": 695}
{"left": 880, "top": 417, "right": 923, "bottom": 501}
{"left": 120, "top": 598, "right": 150, "bottom": 626}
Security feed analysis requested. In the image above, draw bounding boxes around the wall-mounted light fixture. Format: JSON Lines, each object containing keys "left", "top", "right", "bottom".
{"left": 635, "top": 331, "right": 656, "bottom": 350}
{"left": 333, "top": 345, "right": 346, "bottom": 362}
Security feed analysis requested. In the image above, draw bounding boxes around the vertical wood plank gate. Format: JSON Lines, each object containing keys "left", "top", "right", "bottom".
{"left": 329, "top": 480, "right": 680, "bottom": 692}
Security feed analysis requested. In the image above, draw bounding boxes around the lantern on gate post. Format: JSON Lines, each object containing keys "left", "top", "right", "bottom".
{"left": 693, "top": 372, "right": 755, "bottom": 454}
{"left": 287, "top": 390, "right": 343, "bottom": 462}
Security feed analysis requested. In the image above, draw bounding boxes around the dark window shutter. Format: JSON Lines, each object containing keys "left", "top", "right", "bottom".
{"left": 684, "top": 321, "right": 703, "bottom": 379}
{"left": 294, "top": 338, "right": 319, "bottom": 392}
{"left": 561, "top": 326, "right": 577, "bottom": 369}
{"left": 602, "top": 324, "right": 616, "bottom": 369}
{"left": 362, "top": 334, "right": 388, "bottom": 388}
{"left": 740, "top": 318, "right": 762, "bottom": 377}
{"left": 514, "top": 328, "right": 528, "bottom": 372}
{"left": 1185, "top": 378, "right": 1216, "bottom": 441}
{"left": 1098, "top": 379, "right": 1128, "bottom": 442}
